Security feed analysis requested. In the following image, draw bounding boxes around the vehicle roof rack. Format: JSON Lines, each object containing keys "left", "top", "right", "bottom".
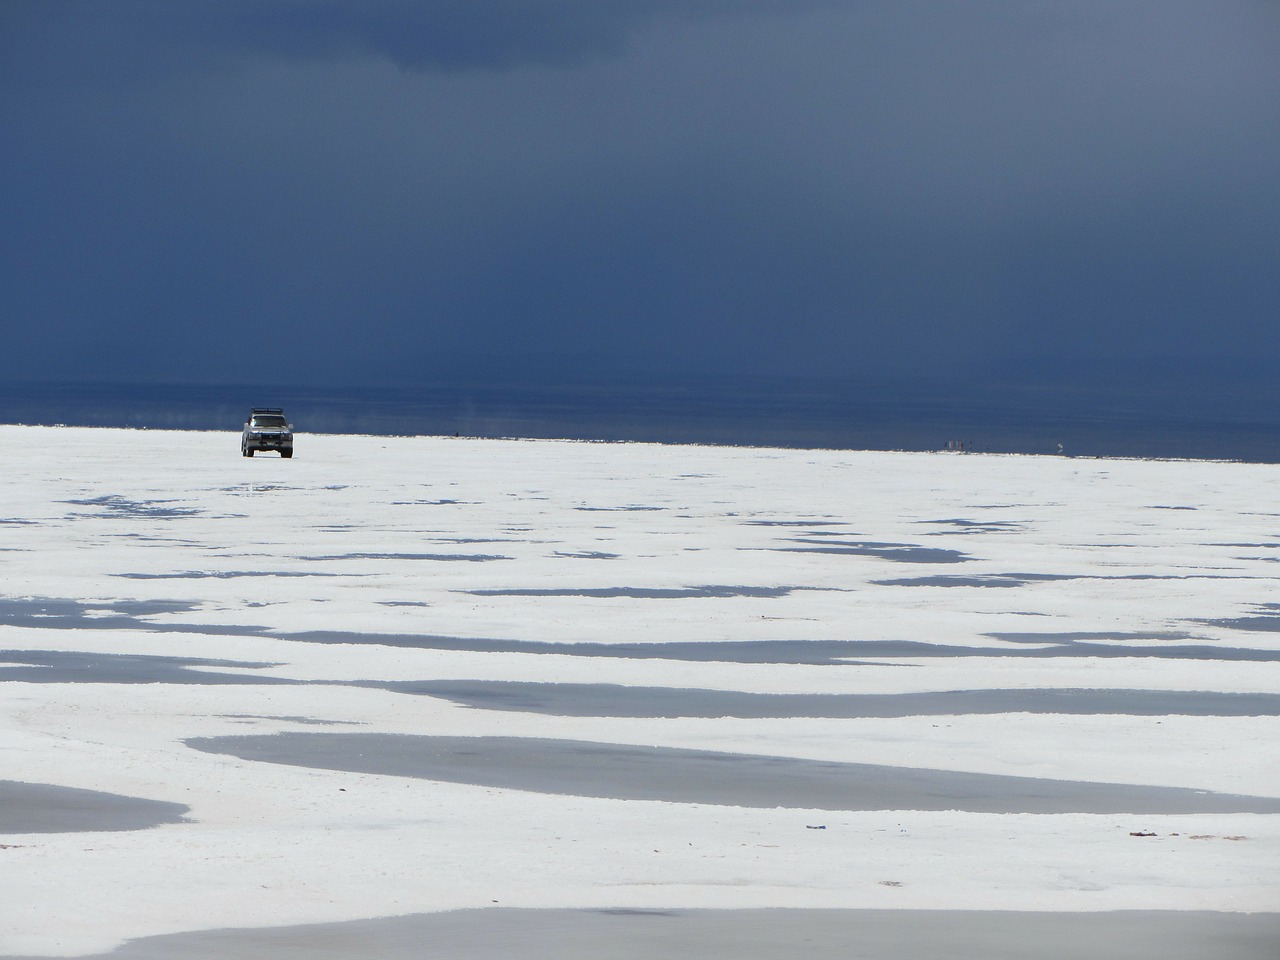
{"left": 250, "top": 407, "right": 285, "bottom": 415}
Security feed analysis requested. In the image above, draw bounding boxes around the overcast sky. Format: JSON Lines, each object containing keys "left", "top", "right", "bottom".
{"left": 3, "top": 1, "right": 1278, "bottom": 394}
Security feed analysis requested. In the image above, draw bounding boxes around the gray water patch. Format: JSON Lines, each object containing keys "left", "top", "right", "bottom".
{"left": 9, "top": 909, "right": 1277, "bottom": 960}
{"left": 380, "top": 680, "right": 1280, "bottom": 719}
{"left": 877, "top": 571, "right": 1099, "bottom": 587}
{"left": 988, "top": 631, "right": 1193, "bottom": 646}
{"left": 575, "top": 505, "right": 665, "bottom": 512}
{"left": 391, "top": 499, "right": 472, "bottom": 505}
{"left": 220, "top": 715, "right": 362, "bottom": 727}
{"left": 1117, "top": 574, "right": 1255, "bottom": 580}
{"left": 0, "top": 780, "right": 189, "bottom": 834}
{"left": 110, "top": 534, "right": 204, "bottom": 543}
{"left": 277, "top": 633, "right": 888, "bottom": 663}
{"left": 431, "top": 537, "right": 528, "bottom": 544}
{"left": 875, "top": 575, "right": 1044, "bottom": 587}
{"left": 300, "top": 553, "right": 512, "bottom": 562}
{"left": 61, "top": 495, "right": 200, "bottom": 519}
{"left": 0, "top": 598, "right": 269, "bottom": 638}
{"left": 1198, "top": 604, "right": 1280, "bottom": 632}
{"left": 5, "top": 596, "right": 1272, "bottom": 664}
{"left": 0, "top": 650, "right": 291, "bottom": 686}
{"left": 1202, "top": 616, "right": 1280, "bottom": 632}
{"left": 460, "top": 586, "right": 810, "bottom": 599}
{"left": 0, "top": 597, "right": 204, "bottom": 631}
{"left": 977, "top": 632, "right": 1280, "bottom": 661}
{"left": 776, "top": 540, "right": 970, "bottom": 563}
{"left": 275, "top": 633, "right": 1280, "bottom": 664}
{"left": 745, "top": 520, "right": 847, "bottom": 526}
{"left": 114, "top": 571, "right": 370, "bottom": 579}
{"left": 185, "top": 734, "right": 1280, "bottom": 815}
{"left": 884, "top": 573, "right": 1261, "bottom": 588}
{"left": 553, "top": 551, "right": 621, "bottom": 559}
{"left": 919, "top": 519, "right": 1026, "bottom": 534}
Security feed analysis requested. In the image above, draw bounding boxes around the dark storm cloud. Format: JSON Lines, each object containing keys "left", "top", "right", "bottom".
{"left": 2, "top": 1, "right": 1278, "bottom": 390}
{"left": 2, "top": 0, "right": 818, "bottom": 78}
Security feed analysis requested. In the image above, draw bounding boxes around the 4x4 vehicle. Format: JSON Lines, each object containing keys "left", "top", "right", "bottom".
{"left": 241, "top": 408, "right": 294, "bottom": 458}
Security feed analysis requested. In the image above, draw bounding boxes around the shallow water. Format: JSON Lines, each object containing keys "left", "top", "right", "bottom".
{"left": 5, "top": 909, "right": 1277, "bottom": 960}
{"left": 378, "top": 679, "right": 1280, "bottom": 719}
{"left": 187, "top": 733, "right": 1280, "bottom": 815}
{"left": 0, "top": 781, "right": 188, "bottom": 833}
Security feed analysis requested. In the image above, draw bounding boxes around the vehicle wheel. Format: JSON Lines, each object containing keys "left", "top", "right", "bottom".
{"left": 244, "top": 448, "right": 254, "bottom": 457}
{"left": 281, "top": 449, "right": 293, "bottom": 458}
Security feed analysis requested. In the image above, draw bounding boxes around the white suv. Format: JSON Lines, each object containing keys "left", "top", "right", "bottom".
{"left": 241, "top": 408, "right": 294, "bottom": 458}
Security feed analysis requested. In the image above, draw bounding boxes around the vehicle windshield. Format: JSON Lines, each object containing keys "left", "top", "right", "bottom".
{"left": 252, "top": 415, "right": 287, "bottom": 428}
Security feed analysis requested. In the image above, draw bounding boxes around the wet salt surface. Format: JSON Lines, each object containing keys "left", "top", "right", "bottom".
{"left": 7, "top": 589, "right": 1280, "bottom": 663}
{"left": 186, "top": 734, "right": 1280, "bottom": 815}
{"left": 1197, "top": 602, "right": 1280, "bottom": 632}
{"left": 920, "top": 518, "right": 1027, "bottom": 534}
{"left": 214, "top": 633, "right": 1280, "bottom": 663}
{"left": 115, "top": 571, "right": 367, "bottom": 579}
{"left": 300, "top": 553, "right": 512, "bottom": 562}
{"left": 60, "top": 495, "right": 202, "bottom": 519}
{"left": 574, "top": 505, "right": 665, "bottom": 512}
{"left": 10, "top": 651, "right": 1272, "bottom": 718}
{"left": 10, "top": 593, "right": 1280, "bottom": 660}
{"left": 0, "top": 781, "right": 188, "bottom": 833}
{"left": 460, "top": 585, "right": 812, "bottom": 599}
{"left": 744, "top": 519, "right": 848, "bottom": 527}
{"left": 382, "top": 680, "right": 1280, "bottom": 718}
{"left": 5, "top": 909, "right": 1276, "bottom": 960}
{"left": 772, "top": 540, "right": 970, "bottom": 563}
{"left": 0, "top": 597, "right": 200, "bottom": 626}
{"left": 0, "top": 650, "right": 288, "bottom": 685}
{"left": 876, "top": 574, "right": 1066, "bottom": 587}
{"left": 1206, "top": 616, "right": 1280, "bottom": 632}
{"left": 876, "top": 573, "right": 1265, "bottom": 588}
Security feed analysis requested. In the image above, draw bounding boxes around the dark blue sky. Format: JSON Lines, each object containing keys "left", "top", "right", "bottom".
{"left": 3, "top": 1, "right": 1278, "bottom": 397}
